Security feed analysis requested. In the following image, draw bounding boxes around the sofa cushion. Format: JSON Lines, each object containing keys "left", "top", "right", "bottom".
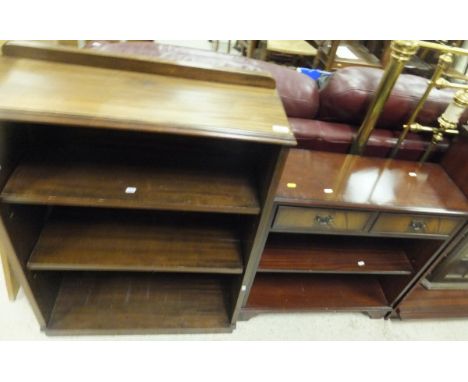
{"left": 318, "top": 67, "right": 468, "bottom": 129}
{"left": 289, "top": 118, "right": 448, "bottom": 160}
{"left": 86, "top": 41, "right": 320, "bottom": 119}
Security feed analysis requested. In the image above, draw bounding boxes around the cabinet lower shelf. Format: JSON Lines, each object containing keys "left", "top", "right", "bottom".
{"left": 397, "top": 284, "right": 468, "bottom": 319}
{"left": 28, "top": 208, "right": 244, "bottom": 274}
{"left": 244, "top": 274, "right": 391, "bottom": 315}
{"left": 46, "top": 272, "right": 233, "bottom": 335}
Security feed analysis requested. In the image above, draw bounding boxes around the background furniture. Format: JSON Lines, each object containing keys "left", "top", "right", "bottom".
{"left": 312, "top": 41, "right": 466, "bottom": 79}
{"left": 0, "top": 41, "right": 295, "bottom": 334}
{"left": 429, "top": 226, "right": 468, "bottom": 287}
{"left": 265, "top": 40, "right": 317, "bottom": 66}
{"left": 312, "top": 40, "right": 382, "bottom": 71}
{"left": 396, "top": 129, "right": 468, "bottom": 319}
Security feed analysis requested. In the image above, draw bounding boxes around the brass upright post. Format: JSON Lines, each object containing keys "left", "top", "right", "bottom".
{"left": 389, "top": 53, "right": 453, "bottom": 159}
{"left": 351, "top": 41, "right": 419, "bottom": 155}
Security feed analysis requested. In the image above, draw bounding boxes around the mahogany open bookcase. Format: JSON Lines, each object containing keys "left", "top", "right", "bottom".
{"left": 0, "top": 42, "right": 296, "bottom": 334}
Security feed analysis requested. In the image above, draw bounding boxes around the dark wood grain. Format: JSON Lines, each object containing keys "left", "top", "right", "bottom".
{"left": 259, "top": 234, "right": 413, "bottom": 275}
{"left": 277, "top": 150, "right": 468, "bottom": 216}
{"left": 47, "top": 272, "right": 232, "bottom": 334}
{"left": 246, "top": 274, "right": 390, "bottom": 312}
{"left": 28, "top": 208, "right": 243, "bottom": 274}
{"left": 1, "top": 147, "right": 260, "bottom": 214}
{"left": 0, "top": 55, "right": 295, "bottom": 146}
{"left": 397, "top": 284, "right": 468, "bottom": 319}
{"left": 2, "top": 41, "right": 276, "bottom": 89}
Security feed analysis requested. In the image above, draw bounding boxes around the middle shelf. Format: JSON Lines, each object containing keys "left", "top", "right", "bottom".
{"left": 27, "top": 207, "right": 244, "bottom": 274}
{"left": 1, "top": 144, "right": 260, "bottom": 215}
{"left": 259, "top": 234, "right": 414, "bottom": 275}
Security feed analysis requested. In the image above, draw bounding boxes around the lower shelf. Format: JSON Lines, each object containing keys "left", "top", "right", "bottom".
{"left": 244, "top": 274, "right": 391, "bottom": 315}
{"left": 397, "top": 284, "right": 468, "bottom": 320}
{"left": 46, "top": 272, "right": 233, "bottom": 335}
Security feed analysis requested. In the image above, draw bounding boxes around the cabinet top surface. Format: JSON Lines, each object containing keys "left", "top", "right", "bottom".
{"left": 277, "top": 149, "right": 468, "bottom": 215}
{"left": 0, "top": 56, "right": 295, "bottom": 145}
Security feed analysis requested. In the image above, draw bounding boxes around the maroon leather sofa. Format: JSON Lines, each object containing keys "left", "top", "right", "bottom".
{"left": 87, "top": 41, "right": 467, "bottom": 161}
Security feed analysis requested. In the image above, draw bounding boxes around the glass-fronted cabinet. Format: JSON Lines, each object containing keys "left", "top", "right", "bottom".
{"left": 425, "top": 225, "right": 468, "bottom": 288}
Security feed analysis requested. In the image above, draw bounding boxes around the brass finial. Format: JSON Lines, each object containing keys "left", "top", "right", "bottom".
{"left": 390, "top": 40, "right": 420, "bottom": 62}
{"left": 454, "top": 89, "right": 468, "bottom": 108}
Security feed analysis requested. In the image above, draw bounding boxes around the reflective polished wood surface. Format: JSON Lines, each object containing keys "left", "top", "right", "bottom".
{"left": 0, "top": 55, "right": 295, "bottom": 145}
{"left": 277, "top": 150, "right": 468, "bottom": 215}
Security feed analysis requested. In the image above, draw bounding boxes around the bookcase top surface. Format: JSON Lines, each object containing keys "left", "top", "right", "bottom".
{"left": 277, "top": 149, "right": 468, "bottom": 215}
{"left": 0, "top": 51, "right": 295, "bottom": 146}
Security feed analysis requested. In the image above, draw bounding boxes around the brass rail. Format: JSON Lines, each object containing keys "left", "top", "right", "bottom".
{"left": 352, "top": 40, "right": 468, "bottom": 160}
{"left": 351, "top": 40, "right": 419, "bottom": 155}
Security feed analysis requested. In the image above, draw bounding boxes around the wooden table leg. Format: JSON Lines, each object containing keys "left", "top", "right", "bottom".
{"left": 1, "top": 251, "right": 19, "bottom": 301}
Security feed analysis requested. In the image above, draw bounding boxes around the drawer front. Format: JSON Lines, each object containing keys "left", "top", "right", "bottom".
{"left": 371, "top": 213, "right": 461, "bottom": 237}
{"left": 273, "top": 206, "right": 372, "bottom": 233}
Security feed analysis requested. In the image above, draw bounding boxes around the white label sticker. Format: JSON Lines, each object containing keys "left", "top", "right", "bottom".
{"left": 272, "top": 125, "right": 290, "bottom": 134}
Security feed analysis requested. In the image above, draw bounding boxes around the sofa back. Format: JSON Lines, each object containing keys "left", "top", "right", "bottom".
{"left": 88, "top": 42, "right": 467, "bottom": 131}
{"left": 318, "top": 67, "right": 468, "bottom": 129}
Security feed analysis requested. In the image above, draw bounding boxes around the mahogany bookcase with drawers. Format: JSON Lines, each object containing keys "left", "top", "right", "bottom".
{"left": 240, "top": 148, "right": 468, "bottom": 320}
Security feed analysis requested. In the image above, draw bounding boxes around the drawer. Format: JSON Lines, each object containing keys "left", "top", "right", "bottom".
{"left": 371, "top": 213, "right": 462, "bottom": 237}
{"left": 273, "top": 206, "right": 372, "bottom": 233}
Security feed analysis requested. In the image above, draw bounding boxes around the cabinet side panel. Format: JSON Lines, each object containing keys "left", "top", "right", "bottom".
{"left": 230, "top": 146, "right": 288, "bottom": 323}
{"left": 0, "top": 122, "right": 60, "bottom": 327}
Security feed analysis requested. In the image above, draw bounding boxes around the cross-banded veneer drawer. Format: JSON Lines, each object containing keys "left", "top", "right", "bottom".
{"left": 371, "top": 213, "right": 462, "bottom": 237}
{"left": 272, "top": 206, "right": 372, "bottom": 233}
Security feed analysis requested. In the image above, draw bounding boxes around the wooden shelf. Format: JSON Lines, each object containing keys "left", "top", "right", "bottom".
{"left": 259, "top": 235, "right": 413, "bottom": 275}
{"left": 245, "top": 274, "right": 390, "bottom": 313}
{"left": 47, "top": 272, "right": 232, "bottom": 335}
{"left": 1, "top": 147, "right": 260, "bottom": 214}
{"left": 0, "top": 41, "right": 296, "bottom": 146}
{"left": 397, "top": 284, "right": 468, "bottom": 319}
{"left": 277, "top": 150, "right": 468, "bottom": 216}
{"left": 28, "top": 208, "right": 243, "bottom": 274}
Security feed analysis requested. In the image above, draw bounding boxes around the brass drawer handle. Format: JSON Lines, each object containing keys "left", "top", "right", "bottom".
{"left": 315, "top": 215, "right": 334, "bottom": 226}
{"left": 409, "top": 220, "right": 427, "bottom": 232}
